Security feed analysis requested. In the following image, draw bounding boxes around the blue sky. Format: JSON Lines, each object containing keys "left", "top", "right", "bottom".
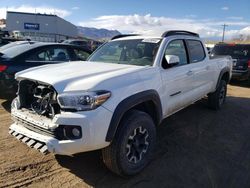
{"left": 0, "top": 0, "right": 249, "bottom": 39}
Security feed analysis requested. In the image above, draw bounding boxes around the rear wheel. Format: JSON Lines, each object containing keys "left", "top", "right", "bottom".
{"left": 102, "top": 110, "right": 156, "bottom": 176}
{"left": 208, "top": 80, "right": 227, "bottom": 110}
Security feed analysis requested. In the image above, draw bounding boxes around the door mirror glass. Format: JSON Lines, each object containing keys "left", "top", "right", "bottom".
{"left": 165, "top": 55, "right": 180, "bottom": 65}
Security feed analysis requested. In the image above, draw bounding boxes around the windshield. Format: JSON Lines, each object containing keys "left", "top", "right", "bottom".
{"left": 212, "top": 45, "right": 250, "bottom": 59}
{"left": 88, "top": 38, "right": 161, "bottom": 66}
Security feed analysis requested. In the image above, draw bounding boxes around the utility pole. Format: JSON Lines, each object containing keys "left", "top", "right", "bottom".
{"left": 221, "top": 24, "right": 228, "bottom": 42}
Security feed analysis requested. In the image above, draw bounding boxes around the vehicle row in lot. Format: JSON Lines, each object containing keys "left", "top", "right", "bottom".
{"left": 211, "top": 43, "right": 250, "bottom": 83}
{"left": 62, "top": 39, "right": 103, "bottom": 51}
{"left": 0, "top": 41, "right": 92, "bottom": 97}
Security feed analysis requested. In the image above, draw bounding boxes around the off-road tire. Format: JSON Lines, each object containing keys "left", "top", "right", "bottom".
{"left": 208, "top": 80, "right": 227, "bottom": 110}
{"left": 102, "top": 110, "right": 156, "bottom": 177}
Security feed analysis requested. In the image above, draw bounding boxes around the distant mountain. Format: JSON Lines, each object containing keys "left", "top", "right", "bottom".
{"left": 77, "top": 26, "right": 121, "bottom": 41}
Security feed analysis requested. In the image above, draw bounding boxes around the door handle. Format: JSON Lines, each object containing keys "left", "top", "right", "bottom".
{"left": 186, "top": 70, "right": 193, "bottom": 76}
{"left": 206, "top": 66, "right": 210, "bottom": 70}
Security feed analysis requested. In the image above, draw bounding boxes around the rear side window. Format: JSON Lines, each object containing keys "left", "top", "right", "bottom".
{"left": 186, "top": 40, "right": 205, "bottom": 63}
{"left": 27, "top": 47, "right": 70, "bottom": 62}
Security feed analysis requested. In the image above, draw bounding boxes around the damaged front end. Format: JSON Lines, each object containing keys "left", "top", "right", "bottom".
{"left": 9, "top": 79, "right": 82, "bottom": 154}
{"left": 14, "top": 79, "right": 60, "bottom": 119}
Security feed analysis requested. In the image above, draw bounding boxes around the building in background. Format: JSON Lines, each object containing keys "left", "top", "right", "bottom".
{"left": 5, "top": 11, "right": 77, "bottom": 42}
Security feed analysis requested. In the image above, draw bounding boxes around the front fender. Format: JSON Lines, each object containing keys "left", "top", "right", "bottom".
{"left": 105, "top": 90, "right": 162, "bottom": 142}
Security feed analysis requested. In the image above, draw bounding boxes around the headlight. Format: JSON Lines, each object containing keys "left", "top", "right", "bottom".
{"left": 57, "top": 90, "right": 111, "bottom": 111}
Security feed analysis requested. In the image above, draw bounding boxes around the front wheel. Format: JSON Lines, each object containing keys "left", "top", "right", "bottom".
{"left": 208, "top": 80, "right": 227, "bottom": 110}
{"left": 102, "top": 110, "right": 156, "bottom": 176}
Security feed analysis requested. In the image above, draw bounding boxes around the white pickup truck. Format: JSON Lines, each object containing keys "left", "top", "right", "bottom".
{"left": 9, "top": 30, "right": 232, "bottom": 176}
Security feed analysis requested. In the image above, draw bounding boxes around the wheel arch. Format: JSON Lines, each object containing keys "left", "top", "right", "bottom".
{"left": 216, "top": 67, "right": 230, "bottom": 89}
{"left": 105, "top": 90, "right": 162, "bottom": 142}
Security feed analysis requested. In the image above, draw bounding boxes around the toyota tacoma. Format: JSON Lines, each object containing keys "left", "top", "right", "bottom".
{"left": 9, "top": 30, "right": 232, "bottom": 176}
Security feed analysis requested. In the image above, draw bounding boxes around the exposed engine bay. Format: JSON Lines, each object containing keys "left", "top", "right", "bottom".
{"left": 17, "top": 80, "right": 60, "bottom": 118}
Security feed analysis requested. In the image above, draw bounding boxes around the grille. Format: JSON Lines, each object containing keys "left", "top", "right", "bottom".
{"left": 14, "top": 116, "right": 56, "bottom": 138}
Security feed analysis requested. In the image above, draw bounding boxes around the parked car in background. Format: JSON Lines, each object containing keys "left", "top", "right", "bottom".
{"left": 211, "top": 43, "right": 250, "bottom": 83}
{"left": 62, "top": 39, "right": 90, "bottom": 48}
{"left": 0, "top": 30, "right": 10, "bottom": 46}
{"left": 0, "top": 40, "right": 37, "bottom": 51}
{"left": 62, "top": 39, "right": 103, "bottom": 51}
{"left": 0, "top": 42, "right": 92, "bottom": 97}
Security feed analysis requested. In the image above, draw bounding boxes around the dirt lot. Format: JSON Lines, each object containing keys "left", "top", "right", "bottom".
{"left": 0, "top": 83, "right": 250, "bottom": 188}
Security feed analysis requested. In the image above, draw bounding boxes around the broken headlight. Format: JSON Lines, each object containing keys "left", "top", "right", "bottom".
{"left": 57, "top": 90, "right": 111, "bottom": 111}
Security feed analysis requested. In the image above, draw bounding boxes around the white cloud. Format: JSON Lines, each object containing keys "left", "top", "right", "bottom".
{"left": 79, "top": 14, "right": 250, "bottom": 39}
{"left": 206, "top": 21, "right": 249, "bottom": 27}
{"left": 240, "top": 26, "right": 250, "bottom": 34}
{"left": 222, "top": 26, "right": 248, "bottom": 38}
{"left": 0, "top": 5, "right": 71, "bottom": 19}
{"left": 71, "top": 7, "right": 80, "bottom": 10}
{"left": 221, "top": 7, "right": 229, "bottom": 11}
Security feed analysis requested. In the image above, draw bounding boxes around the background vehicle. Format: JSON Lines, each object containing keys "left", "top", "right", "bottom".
{"left": 0, "top": 40, "right": 37, "bottom": 51}
{"left": 0, "top": 30, "right": 10, "bottom": 46}
{"left": 0, "top": 42, "right": 92, "bottom": 97}
{"left": 212, "top": 43, "right": 250, "bottom": 83}
{"left": 63, "top": 39, "right": 89, "bottom": 48}
{"left": 63, "top": 39, "right": 103, "bottom": 51}
{"left": 9, "top": 30, "right": 232, "bottom": 176}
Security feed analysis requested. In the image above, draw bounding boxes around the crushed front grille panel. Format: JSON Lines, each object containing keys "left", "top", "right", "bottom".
{"left": 14, "top": 116, "right": 56, "bottom": 138}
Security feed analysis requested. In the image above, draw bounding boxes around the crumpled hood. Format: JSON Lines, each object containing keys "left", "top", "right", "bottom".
{"left": 16, "top": 61, "right": 148, "bottom": 93}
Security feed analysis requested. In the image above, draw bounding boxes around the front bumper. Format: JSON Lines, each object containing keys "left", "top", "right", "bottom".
{"left": 9, "top": 106, "right": 113, "bottom": 155}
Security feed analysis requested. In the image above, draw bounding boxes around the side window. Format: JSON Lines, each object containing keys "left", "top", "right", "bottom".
{"left": 27, "top": 48, "right": 51, "bottom": 61}
{"left": 163, "top": 40, "right": 188, "bottom": 68}
{"left": 27, "top": 47, "right": 70, "bottom": 63}
{"left": 186, "top": 40, "right": 205, "bottom": 63}
{"left": 50, "top": 48, "right": 70, "bottom": 61}
{"left": 73, "top": 49, "right": 90, "bottom": 60}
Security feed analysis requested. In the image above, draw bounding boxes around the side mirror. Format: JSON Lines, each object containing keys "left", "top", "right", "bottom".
{"left": 165, "top": 55, "right": 180, "bottom": 65}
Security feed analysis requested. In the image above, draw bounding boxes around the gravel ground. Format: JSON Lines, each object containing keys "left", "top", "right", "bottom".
{"left": 0, "top": 83, "right": 250, "bottom": 188}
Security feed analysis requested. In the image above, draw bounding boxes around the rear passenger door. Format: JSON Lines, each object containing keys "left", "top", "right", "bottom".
{"left": 185, "top": 40, "right": 215, "bottom": 98}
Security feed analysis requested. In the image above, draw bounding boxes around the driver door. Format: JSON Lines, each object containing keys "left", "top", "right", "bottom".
{"left": 160, "top": 39, "right": 196, "bottom": 116}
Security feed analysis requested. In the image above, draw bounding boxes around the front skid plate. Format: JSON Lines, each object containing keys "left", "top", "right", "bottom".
{"left": 9, "top": 129, "right": 49, "bottom": 154}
